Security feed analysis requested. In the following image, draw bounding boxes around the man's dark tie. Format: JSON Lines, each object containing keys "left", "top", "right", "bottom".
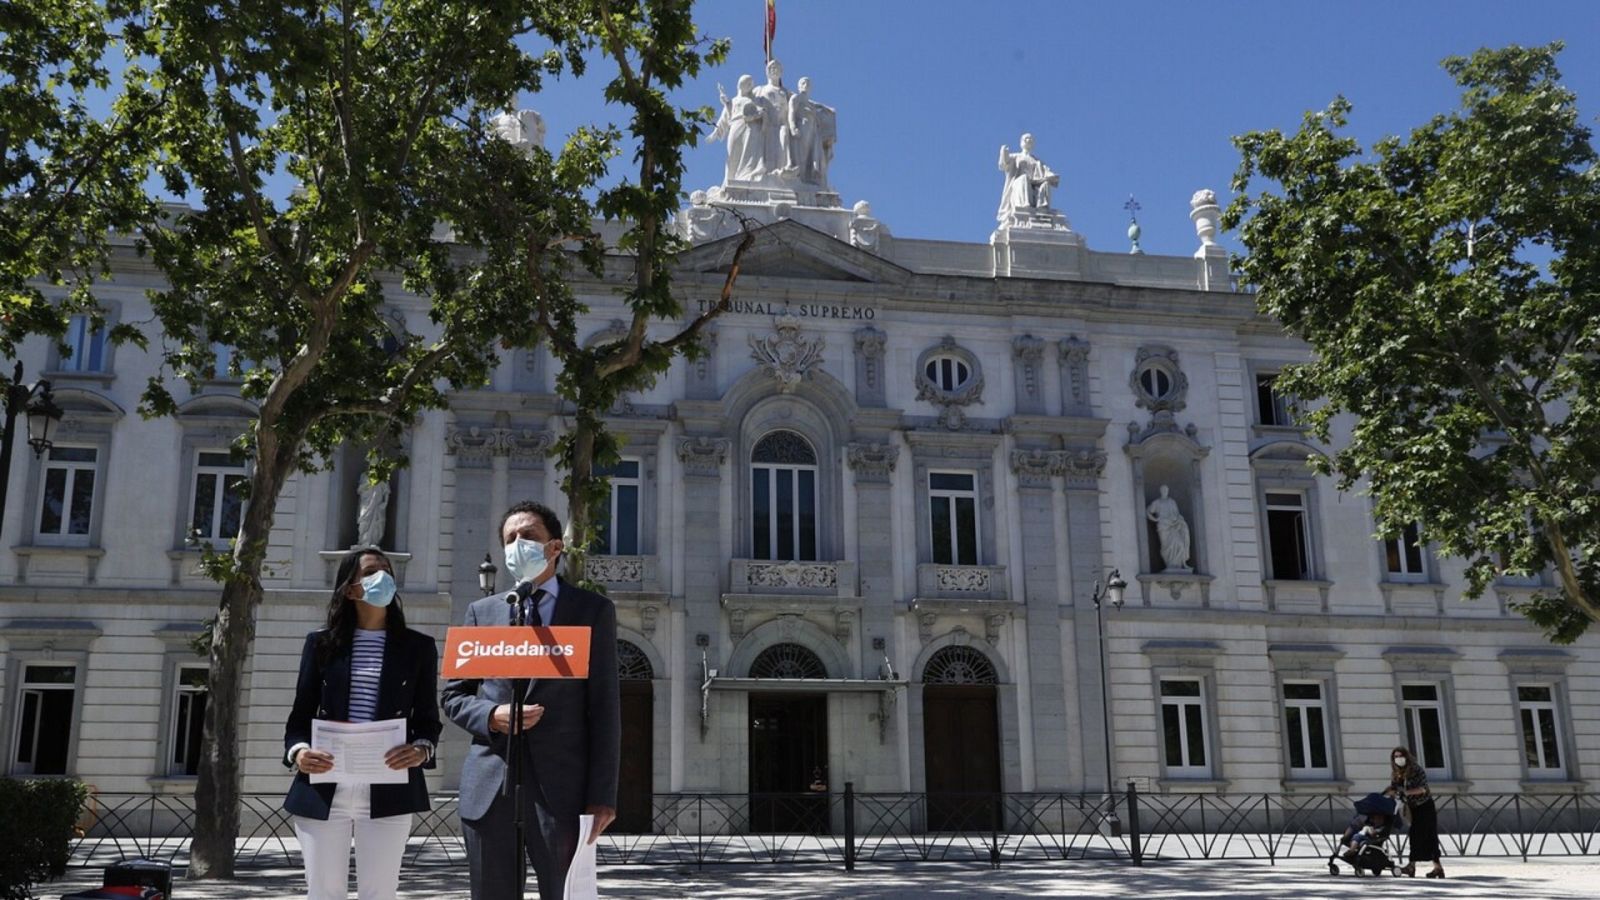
{"left": 525, "top": 589, "right": 544, "bottom": 627}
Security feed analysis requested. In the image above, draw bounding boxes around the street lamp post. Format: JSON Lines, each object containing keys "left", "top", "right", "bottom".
{"left": 1, "top": 361, "right": 64, "bottom": 542}
{"left": 478, "top": 553, "right": 499, "bottom": 596}
{"left": 1092, "top": 568, "right": 1128, "bottom": 837}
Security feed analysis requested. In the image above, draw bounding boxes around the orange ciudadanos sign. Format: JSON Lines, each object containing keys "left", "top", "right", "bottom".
{"left": 441, "top": 626, "right": 592, "bottom": 679}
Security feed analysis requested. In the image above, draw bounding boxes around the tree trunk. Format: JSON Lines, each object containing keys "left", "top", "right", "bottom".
{"left": 563, "top": 412, "right": 598, "bottom": 586}
{"left": 188, "top": 445, "right": 292, "bottom": 878}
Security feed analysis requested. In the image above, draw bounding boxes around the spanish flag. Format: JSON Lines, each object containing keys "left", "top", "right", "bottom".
{"left": 764, "top": 0, "right": 776, "bottom": 60}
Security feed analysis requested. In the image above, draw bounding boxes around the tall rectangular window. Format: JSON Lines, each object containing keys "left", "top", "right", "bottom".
{"left": 1265, "top": 491, "right": 1311, "bottom": 580}
{"left": 929, "top": 471, "right": 979, "bottom": 566}
{"left": 37, "top": 446, "right": 98, "bottom": 539}
{"left": 1159, "top": 678, "right": 1210, "bottom": 777}
{"left": 1256, "top": 373, "right": 1292, "bottom": 426}
{"left": 1401, "top": 683, "right": 1451, "bottom": 777}
{"left": 1282, "top": 681, "right": 1332, "bottom": 778}
{"left": 1385, "top": 521, "right": 1427, "bottom": 579}
{"left": 61, "top": 315, "right": 107, "bottom": 373}
{"left": 11, "top": 664, "right": 77, "bottom": 775}
{"left": 1517, "top": 684, "right": 1566, "bottom": 778}
{"left": 592, "top": 459, "right": 640, "bottom": 556}
{"left": 209, "top": 343, "right": 258, "bottom": 380}
{"left": 169, "top": 666, "right": 209, "bottom": 776}
{"left": 190, "top": 451, "right": 247, "bottom": 542}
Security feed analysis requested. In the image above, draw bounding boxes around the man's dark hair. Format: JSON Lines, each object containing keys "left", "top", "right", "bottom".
{"left": 499, "top": 500, "right": 562, "bottom": 544}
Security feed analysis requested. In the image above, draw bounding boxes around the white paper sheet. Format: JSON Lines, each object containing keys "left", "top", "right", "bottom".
{"left": 563, "top": 814, "right": 599, "bottom": 900}
{"left": 309, "top": 718, "right": 410, "bottom": 785}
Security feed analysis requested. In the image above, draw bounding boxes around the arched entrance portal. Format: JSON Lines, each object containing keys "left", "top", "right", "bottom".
{"left": 921, "top": 645, "right": 1002, "bottom": 831}
{"left": 747, "top": 642, "right": 829, "bottom": 834}
{"left": 614, "top": 640, "right": 654, "bottom": 833}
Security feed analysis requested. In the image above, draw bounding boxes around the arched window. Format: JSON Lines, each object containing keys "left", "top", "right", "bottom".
{"left": 922, "top": 646, "right": 999, "bottom": 685}
{"left": 751, "top": 430, "right": 818, "bottom": 561}
{"left": 749, "top": 642, "right": 828, "bottom": 679}
{"left": 617, "top": 640, "right": 654, "bottom": 680}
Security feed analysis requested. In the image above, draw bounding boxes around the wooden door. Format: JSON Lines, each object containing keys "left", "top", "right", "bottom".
{"left": 748, "top": 693, "right": 829, "bottom": 834}
{"left": 923, "top": 684, "right": 1001, "bottom": 831}
{"left": 613, "top": 680, "right": 653, "bottom": 833}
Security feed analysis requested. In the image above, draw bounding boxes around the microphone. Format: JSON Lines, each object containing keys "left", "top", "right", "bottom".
{"left": 504, "top": 580, "right": 535, "bottom": 625}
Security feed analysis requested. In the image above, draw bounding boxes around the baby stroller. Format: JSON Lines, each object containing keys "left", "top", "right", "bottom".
{"left": 1328, "top": 792, "right": 1401, "bottom": 877}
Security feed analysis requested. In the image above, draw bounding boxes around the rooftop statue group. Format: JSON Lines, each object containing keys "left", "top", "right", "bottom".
{"left": 711, "top": 59, "right": 837, "bottom": 191}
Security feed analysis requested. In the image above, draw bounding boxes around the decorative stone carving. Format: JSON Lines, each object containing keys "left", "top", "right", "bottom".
{"left": 834, "top": 609, "right": 854, "bottom": 643}
{"left": 676, "top": 436, "right": 729, "bottom": 477}
{"left": 846, "top": 442, "right": 898, "bottom": 483}
{"left": 505, "top": 429, "right": 553, "bottom": 466}
{"left": 1009, "top": 448, "right": 1061, "bottom": 489}
{"left": 588, "top": 555, "right": 645, "bottom": 585}
{"left": 679, "top": 190, "right": 739, "bottom": 244}
{"left": 694, "top": 327, "right": 718, "bottom": 382}
{"left": 1012, "top": 334, "right": 1045, "bottom": 412}
{"left": 853, "top": 325, "right": 886, "bottom": 406}
{"left": 729, "top": 607, "right": 747, "bottom": 642}
{"left": 1146, "top": 484, "right": 1193, "bottom": 573}
{"left": 749, "top": 316, "right": 825, "bottom": 393}
{"left": 711, "top": 74, "right": 766, "bottom": 183}
{"left": 639, "top": 605, "right": 659, "bottom": 638}
{"left": 915, "top": 336, "right": 986, "bottom": 430}
{"left": 849, "top": 201, "right": 886, "bottom": 253}
{"left": 1058, "top": 336, "right": 1091, "bottom": 415}
{"left": 1190, "top": 189, "right": 1221, "bottom": 253}
{"left": 996, "top": 133, "right": 1068, "bottom": 230}
{"left": 1061, "top": 447, "right": 1108, "bottom": 485}
{"left": 918, "top": 612, "right": 937, "bottom": 643}
{"left": 490, "top": 109, "right": 545, "bottom": 155}
{"left": 445, "top": 425, "right": 502, "bottom": 462}
{"left": 985, "top": 613, "right": 1007, "bottom": 646}
{"left": 747, "top": 561, "right": 839, "bottom": 590}
{"left": 1129, "top": 344, "right": 1191, "bottom": 439}
{"left": 935, "top": 565, "right": 991, "bottom": 593}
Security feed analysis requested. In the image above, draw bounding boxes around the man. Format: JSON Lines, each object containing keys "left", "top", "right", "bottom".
{"left": 443, "top": 500, "right": 620, "bottom": 900}
{"left": 996, "top": 132, "right": 1061, "bottom": 222}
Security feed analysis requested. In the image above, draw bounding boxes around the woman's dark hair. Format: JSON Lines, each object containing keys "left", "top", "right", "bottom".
{"left": 316, "top": 547, "right": 406, "bottom": 666}
{"left": 1390, "top": 746, "right": 1417, "bottom": 775}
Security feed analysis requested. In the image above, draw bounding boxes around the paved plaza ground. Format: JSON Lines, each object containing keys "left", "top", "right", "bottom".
{"left": 45, "top": 857, "right": 1600, "bottom": 899}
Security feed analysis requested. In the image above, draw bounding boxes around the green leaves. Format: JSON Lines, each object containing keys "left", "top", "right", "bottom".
{"left": 1229, "top": 44, "right": 1600, "bottom": 642}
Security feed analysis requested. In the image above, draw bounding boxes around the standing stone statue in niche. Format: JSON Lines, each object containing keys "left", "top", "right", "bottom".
{"left": 711, "top": 75, "right": 767, "bottom": 183}
{"left": 1146, "top": 484, "right": 1192, "bottom": 572}
{"left": 356, "top": 476, "right": 391, "bottom": 549}
{"left": 786, "top": 76, "right": 836, "bottom": 188}
{"left": 997, "top": 133, "right": 1061, "bottom": 223}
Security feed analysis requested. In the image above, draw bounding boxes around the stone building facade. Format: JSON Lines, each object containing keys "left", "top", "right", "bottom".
{"left": 0, "top": 63, "right": 1593, "bottom": 827}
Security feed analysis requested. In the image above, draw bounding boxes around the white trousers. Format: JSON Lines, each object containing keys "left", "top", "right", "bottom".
{"left": 293, "top": 782, "right": 413, "bottom": 900}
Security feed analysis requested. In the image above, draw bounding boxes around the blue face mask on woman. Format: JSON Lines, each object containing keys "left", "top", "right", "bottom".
{"left": 358, "top": 570, "right": 398, "bottom": 608}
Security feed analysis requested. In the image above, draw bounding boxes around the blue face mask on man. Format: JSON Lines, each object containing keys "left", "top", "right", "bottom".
{"left": 503, "top": 537, "right": 548, "bottom": 585}
{"left": 358, "top": 570, "right": 398, "bottom": 608}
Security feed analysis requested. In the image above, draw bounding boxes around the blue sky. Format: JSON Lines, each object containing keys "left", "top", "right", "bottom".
{"left": 524, "top": 0, "right": 1600, "bottom": 258}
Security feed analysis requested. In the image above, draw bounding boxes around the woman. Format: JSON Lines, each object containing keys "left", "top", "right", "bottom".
{"left": 284, "top": 547, "right": 442, "bottom": 899}
{"left": 1387, "top": 746, "right": 1445, "bottom": 878}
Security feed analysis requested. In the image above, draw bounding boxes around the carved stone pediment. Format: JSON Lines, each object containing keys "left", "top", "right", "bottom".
{"left": 677, "top": 219, "right": 912, "bottom": 284}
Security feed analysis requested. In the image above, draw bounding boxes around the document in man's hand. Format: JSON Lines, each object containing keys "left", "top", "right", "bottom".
{"left": 309, "top": 718, "right": 409, "bottom": 785}
{"left": 563, "top": 814, "right": 599, "bottom": 900}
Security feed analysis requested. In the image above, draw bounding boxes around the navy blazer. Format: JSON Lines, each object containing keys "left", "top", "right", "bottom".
{"left": 282, "top": 626, "right": 443, "bottom": 820}
{"left": 441, "top": 577, "right": 621, "bottom": 823}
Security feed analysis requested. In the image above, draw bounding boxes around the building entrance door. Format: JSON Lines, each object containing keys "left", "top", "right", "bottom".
{"left": 613, "top": 679, "right": 653, "bottom": 833}
{"left": 748, "top": 693, "right": 829, "bottom": 834}
{"left": 922, "top": 684, "right": 1001, "bottom": 831}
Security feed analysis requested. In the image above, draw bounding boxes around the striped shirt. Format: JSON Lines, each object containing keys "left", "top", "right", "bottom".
{"left": 349, "top": 629, "right": 386, "bottom": 723}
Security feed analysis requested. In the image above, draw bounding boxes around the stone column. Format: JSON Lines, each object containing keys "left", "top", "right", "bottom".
{"left": 675, "top": 434, "right": 728, "bottom": 789}
{"left": 1058, "top": 337, "right": 1091, "bottom": 417}
{"left": 1061, "top": 448, "right": 1112, "bottom": 792}
{"left": 1008, "top": 448, "right": 1073, "bottom": 789}
{"left": 848, "top": 440, "right": 899, "bottom": 702}
{"left": 686, "top": 327, "right": 719, "bottom": 401}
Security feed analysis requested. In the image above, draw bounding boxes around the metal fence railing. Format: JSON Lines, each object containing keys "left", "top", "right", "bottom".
{"left": 67, "top": 785, "right": 1600, "bottom": 871}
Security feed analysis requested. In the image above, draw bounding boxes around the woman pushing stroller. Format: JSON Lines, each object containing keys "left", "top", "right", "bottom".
{"left": 1386, "top": 746, "right": 1445, "bottom": 878}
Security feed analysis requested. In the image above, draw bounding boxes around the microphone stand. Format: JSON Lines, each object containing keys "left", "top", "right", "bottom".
{"left": 503, "top": 581, "right": 534, "bottom": 900}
